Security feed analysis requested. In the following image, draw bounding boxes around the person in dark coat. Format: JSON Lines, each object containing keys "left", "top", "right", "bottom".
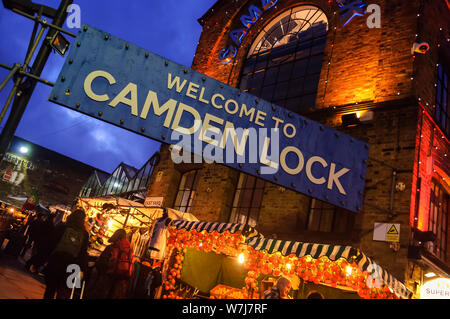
{"left": 42, "top": 209, "right": 89, "bottom": 299}
{"left": 25, "top": 214, "right": 55, "bottom": 273}
{"left": 86, "top": 229, "right": 133, "bottom": 299}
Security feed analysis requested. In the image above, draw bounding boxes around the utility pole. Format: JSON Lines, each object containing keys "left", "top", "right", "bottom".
{"left": 0, "top": 0, "right": 73, "bottom": 158}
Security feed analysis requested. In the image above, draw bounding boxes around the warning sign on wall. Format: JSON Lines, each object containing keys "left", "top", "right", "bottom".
{"left": 373, "top": 223, "right": 400, "bottom": 242}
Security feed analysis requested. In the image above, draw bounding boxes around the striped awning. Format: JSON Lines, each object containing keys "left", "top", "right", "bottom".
{"left": 247, "top": 237, "right": 413, "bottom": 299}
{"left": 171, "top": 219, "right": 262, "bottom": 238}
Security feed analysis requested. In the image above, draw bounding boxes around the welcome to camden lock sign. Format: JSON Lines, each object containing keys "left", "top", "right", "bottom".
{"left": 49, "top": 24, "right": 369, "bottom": 213}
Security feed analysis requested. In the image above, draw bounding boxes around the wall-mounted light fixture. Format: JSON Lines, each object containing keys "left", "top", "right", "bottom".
{"left": 341, "top": 113, "right": 360, "bottom": 127}
{"left": 341, "top": 111, "right": 374, "bottom": 127}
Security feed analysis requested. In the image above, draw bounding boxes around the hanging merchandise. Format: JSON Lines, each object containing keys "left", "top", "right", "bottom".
{"left": 159, "top": 220, "right": 413, "bottom": 300}
{"left": 148, "top": 209, "right": 172, "bottom": 260}
{"left": 88, "top": 213, "right": 107, "bottom": 252}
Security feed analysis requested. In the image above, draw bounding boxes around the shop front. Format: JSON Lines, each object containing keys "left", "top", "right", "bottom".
{"left": 161, "top": 220, "right": 413, "bottom": 300}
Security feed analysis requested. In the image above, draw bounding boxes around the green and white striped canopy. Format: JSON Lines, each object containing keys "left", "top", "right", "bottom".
{"left": 171, "top": 219, "right": 262, "bottom": 238}
{"left": 247, "top": 237, "right": 413, "bottom": 299}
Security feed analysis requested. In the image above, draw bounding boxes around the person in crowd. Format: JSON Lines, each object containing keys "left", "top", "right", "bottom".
{"left": 87, "top": 229, "right": 133, "bottom": 299}
{"left": 25, "top": 214, "right": 55, "bottom": 273}
{"left": 21, "top": 212, "right": 43, "bottom": 260}
{"left": 146, "top": 266, "right": 162, "bottom": 299}
{"left": 42, "top": 209, "right": 89, "bottom": 299}
{"left": 263, "top": 277, "right": 292, "bottom": 299}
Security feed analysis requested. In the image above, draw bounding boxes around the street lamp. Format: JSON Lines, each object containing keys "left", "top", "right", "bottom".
{"left": 19, "top": 146, "right": 28, "bottom": 154}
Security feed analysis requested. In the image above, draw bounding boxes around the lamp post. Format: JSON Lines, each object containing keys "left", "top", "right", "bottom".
{"left": 0, "top": 0, "right": 73, "bottom": 158}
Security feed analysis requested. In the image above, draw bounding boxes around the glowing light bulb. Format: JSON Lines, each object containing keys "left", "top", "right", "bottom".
{"left": 346, "top": 266, "right": 353, "bottom": 276}
{"left": 107, "top": 220, "right": 113, "bottom": 228}
{"left": 286, "top": 263, "right": 292, "bottom": 270}
{"left": 238, "top": 253, "right": 245, "bottom": 264}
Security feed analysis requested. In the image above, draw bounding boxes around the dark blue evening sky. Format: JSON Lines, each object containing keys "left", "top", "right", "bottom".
{"left": 0, "top": 0, "right": 215, "bottom": 173}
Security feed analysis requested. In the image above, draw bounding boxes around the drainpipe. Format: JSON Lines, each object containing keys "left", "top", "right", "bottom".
{"left": 389, "top": 170, "right": 397, "bottom": 218}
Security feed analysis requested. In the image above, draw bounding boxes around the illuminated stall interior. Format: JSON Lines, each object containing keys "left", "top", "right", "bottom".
{"left": 77, "top": 196, "right": 197, "bottom": 256}
{"left": 160, "top": 220, "right": 412, "bottom": 299}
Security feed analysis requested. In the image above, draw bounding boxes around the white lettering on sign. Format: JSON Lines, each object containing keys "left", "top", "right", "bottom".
{"left": 82, "top": 70, "right": 352, "bottom": 196}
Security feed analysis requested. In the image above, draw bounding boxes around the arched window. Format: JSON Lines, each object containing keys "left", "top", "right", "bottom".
{"left": 173, "top": 170, "right": 200, "bottom": 213}
{"left": 239, "top": 6, "right": 328, "bottom": 113}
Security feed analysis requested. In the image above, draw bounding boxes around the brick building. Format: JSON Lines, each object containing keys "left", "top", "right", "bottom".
{"left": 0, "top": 136, "right": 98, "bottom": 209}
{"left": 79, "top": 0, "right": 449, "bottom": 298}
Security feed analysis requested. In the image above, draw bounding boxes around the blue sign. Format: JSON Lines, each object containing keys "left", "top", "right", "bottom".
{"left": 49, "top": 24, "right": 369, "bottom": 213}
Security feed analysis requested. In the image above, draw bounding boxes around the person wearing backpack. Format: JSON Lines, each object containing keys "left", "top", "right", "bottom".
{"left": 86, "top": 229, "right": 133, "bottom": 299}
{"left": 42, "top": 209, "right": 89, "bottom": 299}
{"left": 105, "top": 229, "right": 134, "bottom": 298}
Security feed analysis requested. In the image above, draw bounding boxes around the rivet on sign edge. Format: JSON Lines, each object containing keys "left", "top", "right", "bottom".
{"left": 141, "top": 127, "right": 145, "bottom": 132}
{"left": 291, "top": 183, "right": 296, "bottom": 188}
{"left": 98, "top": 111, "right": 102, "bottom": 116}
{"left": 75, "top": 103, "right": 80, "bottom": 108}
{"left": 120, "top": 120, "right": 124, "bottom": 124}
{"left": 77, "top": 42, "right": 80, "bottom": 47}
{"left": 165, "top": 61, "right": 168, "bottom": 66}
{"left": 145, "top": 52, "right": 149, "bottom": 58}
{"left": 83, "top": 26, "right": 87, "bottom": 32}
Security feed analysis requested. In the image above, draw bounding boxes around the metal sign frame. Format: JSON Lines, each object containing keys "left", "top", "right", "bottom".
{"left": 49, "top": 24, "right": 369, "bottom": 213}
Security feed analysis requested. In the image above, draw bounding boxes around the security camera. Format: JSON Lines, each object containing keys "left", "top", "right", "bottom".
{"left": 411, "top": 42, "right": 430, "bottom": 55}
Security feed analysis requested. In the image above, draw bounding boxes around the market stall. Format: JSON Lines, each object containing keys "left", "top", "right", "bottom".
{"left": 161, "top": 220, "right": 413, "bottom": 300}
{"left": 76, "top": 196, "right": 198, "bottom": 257}
{"left": 75, "top": 196, "right": 199, "bottom": 298}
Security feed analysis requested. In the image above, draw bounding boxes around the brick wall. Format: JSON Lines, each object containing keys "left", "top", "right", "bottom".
{"left": 143, "top": 0, "right": 450, "bottom": 291}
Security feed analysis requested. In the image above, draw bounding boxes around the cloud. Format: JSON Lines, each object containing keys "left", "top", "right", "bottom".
{"left": 2, "top": 0, "right": 213, "bottom": 172}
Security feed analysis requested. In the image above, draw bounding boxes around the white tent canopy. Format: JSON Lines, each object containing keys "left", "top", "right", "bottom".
{"left": 7, "top": 195, "right": 49, "bottom": 211}
{"left": 77, "top": 196, "right": 198, "bottom": 230}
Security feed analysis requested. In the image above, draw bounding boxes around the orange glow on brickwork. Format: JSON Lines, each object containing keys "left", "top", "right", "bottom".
{"left": 411, "top": 103, "right": 450, "bottom": 231}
